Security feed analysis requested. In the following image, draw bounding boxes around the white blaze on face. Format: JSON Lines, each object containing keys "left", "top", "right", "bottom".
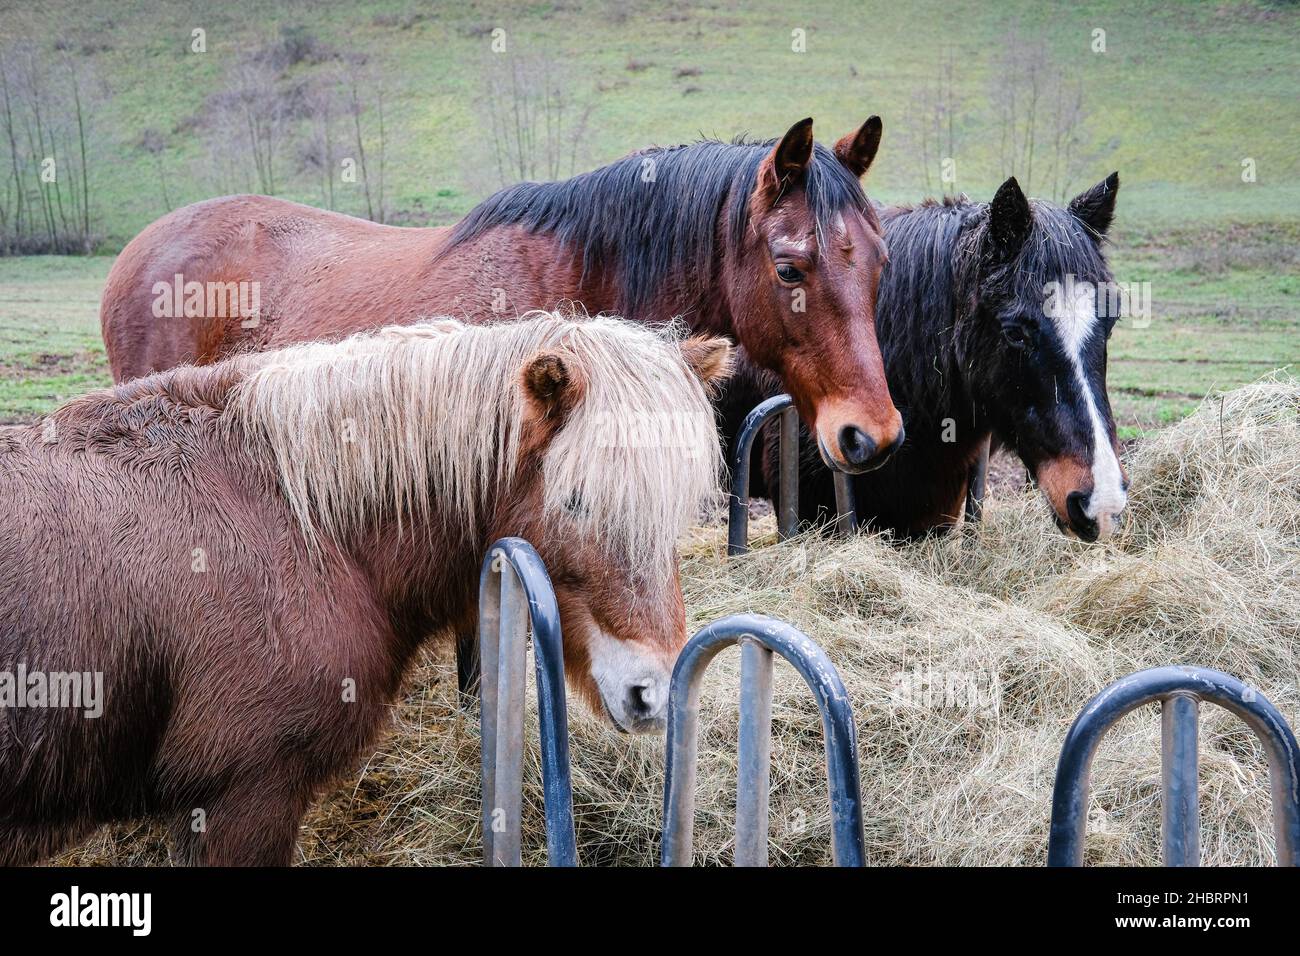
{"left": 588, "top": 629, "right": 671, "bottom": 734}
{"left": 1054, "top": 285, "right": 1127, "bottom": 536}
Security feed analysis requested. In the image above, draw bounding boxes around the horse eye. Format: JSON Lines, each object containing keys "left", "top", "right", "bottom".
{"left": 775, "top": 263, "right": 804, "bottom": 284}
{"left": 1003, "top": 325, "right": 1030, "bottom": 349}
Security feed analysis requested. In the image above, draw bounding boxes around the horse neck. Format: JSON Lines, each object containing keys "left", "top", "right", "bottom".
{"left": 346, "top": 516, "right": 483, "bottom": 651}
{"left": 878, "top": 205, "right": 988, "bottom": 446}
{"left": 223, "top": 404, "right": 500, "bottom": 652}
{"left": 433, "top": 212, "right": 722, "bottom": 335}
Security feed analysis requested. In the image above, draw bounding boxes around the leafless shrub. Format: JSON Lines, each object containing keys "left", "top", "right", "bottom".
{"left": 294, "top": 77, "right": 342, "bottom": 210}
{"left": 342, "top": 58, "right": 388, "bottom": 223}
{"left": 136, "top": 128, "right": 171, "bottom": 213}
{"left": 625, "top": 57, "right": 652, "bottom": 72}
{"left": 992, "top": 26, "right": 1114, "bottom": 202}
{"left": 374, "top": 12, "right": 426, "bottom": 30}
{"left": 200, "top": 56, "right": 289, "bottom": 195}
{"left": 605, "top": 0, "right": 634, "bottom": 25}
{"left": 0, "top": 41, "right": 100, "bottom": 254}
{"left": 901, "top": 47, "right": 964, "bottom": 196}
{"left": 674, "top": 65, "right": 701, "bottom": 78}
{"left": 471, "top": 50, "right": 595, "bottom": 190}
{"left": 256, "top": 24, "right": 335, "bottom": 71}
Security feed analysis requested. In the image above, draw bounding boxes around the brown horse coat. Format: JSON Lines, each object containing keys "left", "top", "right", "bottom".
{"left": 101, "top": 119, "right": 903, "bottom": 474}
{"left": 0, "top": 314, "right": 729, "bottom": 864}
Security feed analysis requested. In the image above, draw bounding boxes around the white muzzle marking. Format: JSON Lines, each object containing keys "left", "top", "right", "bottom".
{"left": 589, "top": 629, "right": 671, "bottom": 734}
{"left": 1054, "top": 285, "right": 1128, "bottom": 538}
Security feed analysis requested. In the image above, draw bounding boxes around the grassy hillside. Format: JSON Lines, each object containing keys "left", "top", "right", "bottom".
{"left": 0, "top": 1, "right": 1296, "bottom": 431}
{"left": 1, "top": 0, "right": 1297, "bottom": 245}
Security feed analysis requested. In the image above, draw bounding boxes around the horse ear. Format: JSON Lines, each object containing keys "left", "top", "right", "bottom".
{"left": 522, "top": 350, "right": 581, "bottom": 414}
{"left": 1069, "top": 172, "right": 1120, "bottom": 238}
{"left": 834, "top": 116, "right": 882, "bottom": 178}
{"left": 681, "top": 335, "right": 734, "bottom": 394}
{"left": 762, "top": 117, "right": 815, "bottom": 190}
{"left": 988, "top": 176, "right": 1032, "bottom": 260}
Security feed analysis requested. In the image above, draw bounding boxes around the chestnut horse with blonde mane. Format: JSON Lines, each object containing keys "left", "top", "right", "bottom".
{"left": 100, "top": 117, "right": 903, "bottom": 474}
{"left": 0, "top": 313, "right": 730, "bottom": 865}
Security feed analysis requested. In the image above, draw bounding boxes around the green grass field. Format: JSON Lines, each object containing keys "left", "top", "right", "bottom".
{"left": 0, "top": 0, "right": 1296, "bottom": 431}
{"left": 0, "top": 256, "right": 112, "bottom": 422}
{"left": 1, "top": 245, "right": 1294, "bottom": 435}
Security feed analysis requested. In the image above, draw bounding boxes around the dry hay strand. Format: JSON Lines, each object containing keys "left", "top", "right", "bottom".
{"left": 58, "top": 374, "right": 1299, "bottom": 866}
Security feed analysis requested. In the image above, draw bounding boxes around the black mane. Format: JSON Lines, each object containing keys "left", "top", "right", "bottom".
{"left": 444, "top": 139, "right": 871, "bottom": 320}
{"left": 875, "top": 195, "right": 1112, "bottom": 423}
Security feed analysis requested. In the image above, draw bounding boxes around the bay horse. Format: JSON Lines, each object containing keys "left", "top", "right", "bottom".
{"left": 100, "top": 117, "right": 903, "bottom": 474}
{"left": 721, "top": 174, "right": 1128, "bottom": 541}
{"left": 0, "top": 313, "right": 731, "bottom": 865}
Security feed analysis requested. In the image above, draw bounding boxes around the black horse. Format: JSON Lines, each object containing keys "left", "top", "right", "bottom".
{"left": 718, "top": 174, "right": 1128, "bottom": 542}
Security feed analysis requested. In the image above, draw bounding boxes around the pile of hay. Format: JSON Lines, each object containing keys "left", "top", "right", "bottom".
{"left": 62, "top": 376, "right": 1299, "bottom": 866}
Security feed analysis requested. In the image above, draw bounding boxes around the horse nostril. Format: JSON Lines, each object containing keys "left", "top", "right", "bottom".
{"left": 1066, "top": 490, "right": 1099, "bottom": 542}
{"left": 837, "top": 426, "right": 876, "bottom": 468}
{"left": 626, "top": 681, "right": 661, "bottom": 721}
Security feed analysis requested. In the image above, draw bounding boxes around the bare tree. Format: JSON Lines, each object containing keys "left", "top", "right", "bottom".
{"left": 336, "top": 60, "right": 389, "bottom": 224}
{"left": 991, "top": 28, "right": 1108, "bottom": 201}
{"left": 476, "top": 50, "right": 594, "bottom": 188}
{"left": 0, "top": 40, "right": 99, "bottom": 254}
{"left": 0, "top": 47, "right": 31, "bottom": 253}
{"left": 299, "top": 77, "right": 340, "bottom": 209}
{"left": 345, "top": 61, "right": 375, "bottom": 221}
{"left": 198, "top": 43, "right": 296, "bottom": 198}
{"left": 138, "top": 128, "right": 171, "bottom": 212}
{"left": 68, "top": 56, "right": 90, "bottom": 248}
{"left": 905, "top": 47, "right": 964, "bottom": 196}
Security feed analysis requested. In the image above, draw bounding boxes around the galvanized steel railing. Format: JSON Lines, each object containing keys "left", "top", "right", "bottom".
{"left": 659, "top": 613, "right": 866, "bottom": 866}
{"left": 476, "top": 538, "right": 861, "bottom": 868}
{"left": 477, "top": 537, "right": 577, "bottom": 866}
{"left": 1047, "top": 665, "right": 1300, "bottom": 867}
{"left": 728, "top": 394, "right": 856, "bottom": 555}
{"left": 727, "top": 395, "right": 991, "bottom": 553}
{"left": 475, "top": 543, "right": 1300, "bottom": 869}
{"left": 963, "top": 436, "right": 991, "bottom": 524}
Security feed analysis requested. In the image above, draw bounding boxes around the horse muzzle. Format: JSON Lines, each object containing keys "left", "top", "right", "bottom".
{"left": 816, "top": 423, "right": 905, "bottom": 475}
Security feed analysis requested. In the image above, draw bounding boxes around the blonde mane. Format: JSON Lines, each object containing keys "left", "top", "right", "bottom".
{"left": 226, "top": 312, "right": 722, "bottom": 571}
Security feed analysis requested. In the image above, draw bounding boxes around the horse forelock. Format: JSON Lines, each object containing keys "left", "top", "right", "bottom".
{"left": 224, "top": 313, "right": 721, "bottom": 569}
{"left": 538, "top": 317, "right": 724, "bottom": 575}
{"left": 875, "top": 195, "right": 1115, "bottom": 424}
{"left": 445, "top": 139, "right": 870, "bottom": 320}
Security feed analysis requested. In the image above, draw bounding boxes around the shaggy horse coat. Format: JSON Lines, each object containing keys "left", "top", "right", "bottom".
{"left": 0, "top": 314, "right": 730, "bottom": 865}
{"left": 720, "top": 174, "right": 1128, "bottom": 540}
{"left": 100, "top": 118, "right": 902, "bottom": 474}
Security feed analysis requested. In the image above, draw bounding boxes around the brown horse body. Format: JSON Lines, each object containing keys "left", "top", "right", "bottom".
{"left": 101, "top": 119, "right": 904, "bottom": 474}
{"left": 102, "top": 195, "right": 565, "bottom": 376}
{"left": 0, "top": 315, "right": 728, "bottom": 864}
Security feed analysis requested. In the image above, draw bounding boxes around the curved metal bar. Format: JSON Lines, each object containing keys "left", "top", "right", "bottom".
{"left": 963, "top": 436, "right": 991, "bottom": 524}
{"left": 728, "top": 395, "right": 860, "bottom": 554}
{"left": 1047, "top": 665, "right": 1300, "bottom": 867}
{"left": 832, "top": 471, "right": 858, "bottom": 535}
{"left": 728, "top": 395, "right": 797, "bottom": 556}
{"left": 660, "top": 613, "right": 865, "bottom": 867}
{"left": 477, "top": 537, "right": 577, "bottom": 867}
